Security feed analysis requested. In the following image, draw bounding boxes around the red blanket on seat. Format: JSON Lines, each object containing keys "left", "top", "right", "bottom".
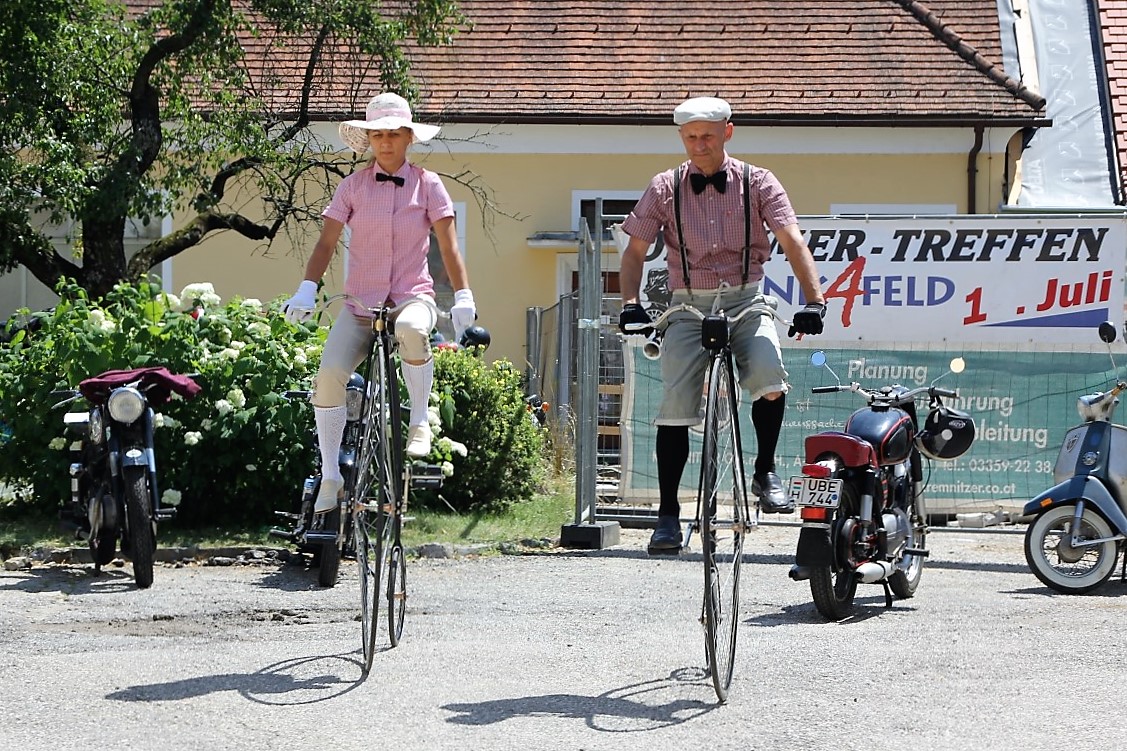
{"left": 79, "top": 367, "right": 201, "bottom": 407}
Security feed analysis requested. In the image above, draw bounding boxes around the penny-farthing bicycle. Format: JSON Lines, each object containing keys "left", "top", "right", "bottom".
{"left": 627, "top": 297, "right": 784, "bottom": 702}
{"left": 324, "top": 294, "right": 442, "bottom": 676}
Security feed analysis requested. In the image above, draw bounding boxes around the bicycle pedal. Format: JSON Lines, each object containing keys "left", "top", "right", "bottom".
{"left": 409, "top": 463, "right": 444, "bottom": 490}
{"left": 268, "top": 527, "right": 299, "bottom": 542}
{"left": 304, "top": 531, "right": 338, "bottom": 545}
{"left": 155, "top": 508, "right": 176, "bottom": 521}
{"left": 273, "top": 511, "right": 302, "bottom": 521}
{"left": 903, "top": 547, "right": 929, "bottom": 557}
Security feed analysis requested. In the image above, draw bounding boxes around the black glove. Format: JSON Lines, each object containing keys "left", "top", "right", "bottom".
{"left": 789, "top": 302, "right": 827, "bottom": 337}
{"left": 619, "top": 303, "right": 653, "bottom": 336}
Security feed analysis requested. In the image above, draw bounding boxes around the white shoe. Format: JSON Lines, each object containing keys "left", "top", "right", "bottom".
{"left": 406, "top": 424, "right": 432, "bottom": 458}
{"left": 314, "top": 478, "right": 343, "bottom": 514}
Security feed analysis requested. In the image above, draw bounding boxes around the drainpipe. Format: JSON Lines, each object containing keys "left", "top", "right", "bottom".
{"left": 967, "top": 125, "right": 984, "bottom": 214}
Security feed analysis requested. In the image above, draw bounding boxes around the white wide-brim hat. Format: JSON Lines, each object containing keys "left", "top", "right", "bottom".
{"left": 339, "top": 92, "right": 441, "bottom": 153}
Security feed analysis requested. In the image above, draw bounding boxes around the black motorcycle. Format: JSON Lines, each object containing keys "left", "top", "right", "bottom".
{"left": 788, "top": 351, "right": 975, "bottom": 620}
{"left": 271, "top": 372, "right": 366, "bottom": 588}
{"left": 52, "top": 367, "right": 200, "bottom": 588}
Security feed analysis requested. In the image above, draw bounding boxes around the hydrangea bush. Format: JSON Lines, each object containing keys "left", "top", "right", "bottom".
{"left": 0, "top": 279, "right": 545, "bottom": 527}
{"left": 0, "top": 279, "right": 322, "bottom": 526}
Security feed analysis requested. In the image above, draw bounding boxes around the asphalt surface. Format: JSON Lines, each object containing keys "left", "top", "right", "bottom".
{"left": 1, "top": 522, "right": 1124, "bottom": 751}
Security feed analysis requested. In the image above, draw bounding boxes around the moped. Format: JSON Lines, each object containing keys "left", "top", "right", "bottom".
{"left": 1023, "top": 321, "right": 1127, "bottom": 594}
{"left": 52, "top": 366, "right": 200, "bottom": 588}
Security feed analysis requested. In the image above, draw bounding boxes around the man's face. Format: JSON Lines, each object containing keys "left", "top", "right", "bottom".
{"left": 678, "top": 120, "right": 732, "bottom": 172}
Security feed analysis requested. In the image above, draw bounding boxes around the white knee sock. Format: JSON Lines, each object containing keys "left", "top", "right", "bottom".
{"left": 400, "top": 359, "right": 433, "bottom": 428}
{"left": 314, "top": 405, "right": 347, "bottom": 483}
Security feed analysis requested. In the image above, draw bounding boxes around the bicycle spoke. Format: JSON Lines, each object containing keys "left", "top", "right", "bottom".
{"left": 700, "top": 355, "right": 746, "bottom": 703}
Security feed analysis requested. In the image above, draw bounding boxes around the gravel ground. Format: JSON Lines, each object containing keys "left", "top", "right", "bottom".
{"left": 1, "top": 521, "right": 1124, "bottom": 751}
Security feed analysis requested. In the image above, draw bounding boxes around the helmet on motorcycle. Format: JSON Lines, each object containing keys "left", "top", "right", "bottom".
{"left": 916, "top": 405, "right": 976, "bottom": 461}
{"left": 459, "top": 325, "right": 491, "bottom": 351}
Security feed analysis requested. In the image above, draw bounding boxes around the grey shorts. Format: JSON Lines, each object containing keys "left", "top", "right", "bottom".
{"left": 655, "top": 286, "right": 789, "bottom": 426}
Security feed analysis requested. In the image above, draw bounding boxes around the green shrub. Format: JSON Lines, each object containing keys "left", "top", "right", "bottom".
{"left": 416, "top": 346, "right": 546, "bottom": 513}
{"left": 0, "top": 279, "right": 546, "bottom": 525}
{"left": 0, "top": 279, "right": 322, "bottom": 527}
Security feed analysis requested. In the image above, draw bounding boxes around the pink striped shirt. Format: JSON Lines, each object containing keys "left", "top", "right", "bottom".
{"left": 622, "top": 156, "right": 796, "bottom": 291}
{"left": 322, "top": 162, "right": 455, "bottom": 311}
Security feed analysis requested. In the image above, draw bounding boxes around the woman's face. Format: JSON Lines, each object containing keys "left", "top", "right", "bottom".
{"left": 367, "top": 127, "right": 412, "bottom": 171}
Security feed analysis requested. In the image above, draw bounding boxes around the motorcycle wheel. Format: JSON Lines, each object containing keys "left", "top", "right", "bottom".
{"left": 317, "top": 508, "right": 343, "bottom": 588}
{"left": 123, "top": 466, "right": 156, "bottom": 589}
{"left": 1025, "top": 504, "right": 1118, "bottom": 594}
{"left": 88, "top": 489, "right": 117, "bottom": 567}
{"left": 889, "top": 503, "right": 926, "bottom": 600}
{"left": 809, "top": 482, "right": 860, "bottom": 621}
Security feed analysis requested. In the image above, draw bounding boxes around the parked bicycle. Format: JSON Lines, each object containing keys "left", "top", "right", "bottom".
{"left": 625, "top": 295, "right": 784, "bottom": 703}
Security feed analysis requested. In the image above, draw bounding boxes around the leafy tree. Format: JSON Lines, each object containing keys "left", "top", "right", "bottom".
{"left": 0, "top": 0, "right": 466, "bottom": 299}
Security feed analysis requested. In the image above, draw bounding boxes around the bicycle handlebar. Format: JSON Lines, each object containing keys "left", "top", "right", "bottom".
{"left": 813, "top": 381, "right": 958, "bottom": 404}
{"left": 623, "top": 300, "right": 788, "bottom": 333}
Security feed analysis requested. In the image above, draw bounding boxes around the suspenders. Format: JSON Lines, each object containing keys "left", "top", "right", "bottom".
{"left": 672, "top": 162, "right": 752, "bottom": 295}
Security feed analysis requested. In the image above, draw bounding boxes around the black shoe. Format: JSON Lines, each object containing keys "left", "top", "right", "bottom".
{"left": 647, "top": 515, "right": 682, "bottom": 554}
{"left": 752, "top": 471, "right": 794, "bottom": 514}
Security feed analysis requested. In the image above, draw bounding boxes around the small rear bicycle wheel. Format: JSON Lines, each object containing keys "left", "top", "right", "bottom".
{"left": 387, "top": 531, "right": 406, "bottom": 646}
{"left": 699, "top": 353, "right": 748, "bottom": 703}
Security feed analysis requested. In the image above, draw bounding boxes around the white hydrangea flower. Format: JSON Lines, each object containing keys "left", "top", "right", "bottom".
{"left": 184, "top": 431, "right": 202, "bottom": 446}
{"left": 179, "top": 282, "right": 216, "bottom": 308}
{"left": 246, "top": 321, "right": 270, "bottom": 338}
{"left": 219, "top": 347, "right": 240, "bottom": 361}
{"left": 427, "top": 408, "right": 441, "bottom": 427}
{"left": 161, "top": 489, "right": 182, "bottom": 506}
{"left": 48, "top": 437, "right": 66, "bottom": 450}
{"left": 226, "top": 388, "right": 246, "bottom": 408}
{"left": 215, "top": 400, "right": 233, "bottom": 416}
{"left": 201, "top": 418, "right": 213, "bottom": 431}
{"left": 153, "top": 413, "right": 165, "bottom": 428}
{"left": 441, "top": 461, "right": 454, "bottom": 477}
{"left": 87, "top": 308, "right": 116, "bottom": 333}
{"left": 201, "top": 291, "right": 221, "bottom": 307}
{"left": 448, "top": 440, "right": 468, "bottom": 457}
{"left": 240, "top": 298, "right": 262, "bottom": 309}
{"left": 162, "top": 293, "right": 182, "bottom": 309}
{"left": 246, "top": 464, "right": 257, "bottom": 472}
{"left": 293, "top": 352, "right": 308, "bottom": 368}
{"left": 230, "top": 340, "right": 246, "bottom": 350}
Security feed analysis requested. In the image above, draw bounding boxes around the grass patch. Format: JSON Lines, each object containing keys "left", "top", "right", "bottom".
{"left": 0, "top": 476, "right": 576, "bottom": 556}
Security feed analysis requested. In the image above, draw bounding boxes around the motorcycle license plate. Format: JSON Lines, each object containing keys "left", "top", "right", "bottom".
{"left": 787, "top": 476, "right": 843, "bottom": 508}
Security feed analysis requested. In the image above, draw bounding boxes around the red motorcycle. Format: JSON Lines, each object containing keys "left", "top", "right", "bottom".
{"left": 787, "top": 352, "right": 975, "bottom": 620}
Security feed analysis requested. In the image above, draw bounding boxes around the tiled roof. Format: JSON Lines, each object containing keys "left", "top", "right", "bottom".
{"left": 404, "top": 0, "right": 1046, "bottom": 126}
{"left": 122, "top": 0, "right": 1044, "bottom": 127}
{"left": 1098, "top": 0, "right": 1127, "bottom": 201}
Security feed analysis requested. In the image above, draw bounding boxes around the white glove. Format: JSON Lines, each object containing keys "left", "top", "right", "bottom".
{"left": 451, "top": 288, "right": 477, "bottom": 342}
{"left": 283, "top": 280, "right": 317, "bottom": 324}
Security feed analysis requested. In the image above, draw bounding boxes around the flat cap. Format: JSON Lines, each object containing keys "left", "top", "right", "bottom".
{"left": 673, "top": 96, "right": 732, "bottom": 125}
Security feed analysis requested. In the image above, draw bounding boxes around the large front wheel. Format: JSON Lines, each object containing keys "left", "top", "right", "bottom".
{"left": 1025, "top": 504, "right": 1119, "bottom": 594}
{"left": 699, "top": 354, "right": 747, "bottom": 703}
{"left": 122, "top": 466, "right": 155, "bottom": 589}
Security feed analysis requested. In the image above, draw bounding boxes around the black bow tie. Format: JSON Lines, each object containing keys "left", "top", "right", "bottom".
{"left": 376, "top": 172, "right": 404, "bottom": 187}
{"left": 689, "top": 171, "right": 727, "bottom": 195}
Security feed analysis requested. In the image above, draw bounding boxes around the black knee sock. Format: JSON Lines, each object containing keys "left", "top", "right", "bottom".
{"left": 752, "top": 394, "right": 786, "bottom": 476}
{"left": 656, "top": 425, "right": 689, "bottom": 518}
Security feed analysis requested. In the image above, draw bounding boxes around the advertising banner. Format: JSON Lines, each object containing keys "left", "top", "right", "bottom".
{"left": 621, "top": 214, "right": 1127, "bottom": 345}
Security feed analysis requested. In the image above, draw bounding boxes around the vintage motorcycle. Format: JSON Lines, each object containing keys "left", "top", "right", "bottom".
{"left": 1023, "top": 321, "right": 1127, "bottom": 594}
{"left": 271, "top": 372, "right": 366, "bottom": 588}
{"left": 52, "top": 367, "right": 200, "bottom": 588}
{"left": 788, "top": 351, "right": 976, "bottom": 620}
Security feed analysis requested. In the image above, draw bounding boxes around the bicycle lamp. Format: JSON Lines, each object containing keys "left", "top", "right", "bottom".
{"left": 107, "top": 387, "right": 146, "bottom": 425}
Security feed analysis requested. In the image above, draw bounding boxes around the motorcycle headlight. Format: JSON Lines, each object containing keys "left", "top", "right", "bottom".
{"left": 107, "top": 387, "right": 146, "bottom": 425}
{"left": 89, "top": 408, "right": 105, "bottom": 444}
{"left": 345, "top": 387, "right": 364, "bottom": 422}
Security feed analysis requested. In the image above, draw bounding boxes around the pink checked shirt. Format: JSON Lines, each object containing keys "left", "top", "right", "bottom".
{"left": 322, "top": 162, "right": 455, "bottom": 311}
{"left": 621, "top": 156, "right": 797, "bottom": 291}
